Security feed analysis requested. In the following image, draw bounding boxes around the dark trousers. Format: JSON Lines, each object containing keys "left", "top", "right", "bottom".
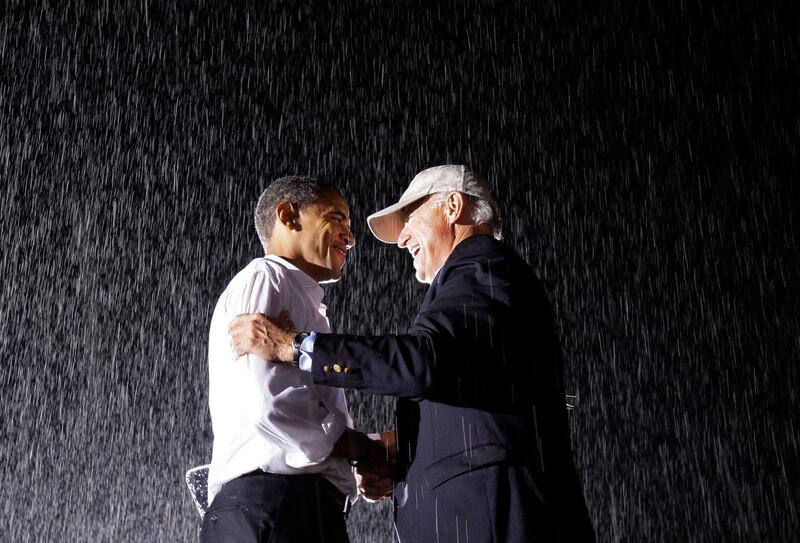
{"left": 200, "top": 470, "right": 350, "bottom": 543}
{"left": 395, "top": 464, "right": 595, "bottom": 543}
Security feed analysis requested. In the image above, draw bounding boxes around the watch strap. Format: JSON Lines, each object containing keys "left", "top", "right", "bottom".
{"left": 291, "top": 332, "right": 310, "bottom": 367}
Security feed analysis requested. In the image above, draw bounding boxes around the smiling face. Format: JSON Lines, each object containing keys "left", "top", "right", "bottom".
{"left": 293, "top": 189, "right": 355, "bottom": 283}
{"left": 396, "top": 195, "right": 453, "bottom": 284}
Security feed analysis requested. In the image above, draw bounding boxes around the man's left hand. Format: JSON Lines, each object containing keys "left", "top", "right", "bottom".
{"left": 229, "top": 313, "right": 295, "bottom": 363}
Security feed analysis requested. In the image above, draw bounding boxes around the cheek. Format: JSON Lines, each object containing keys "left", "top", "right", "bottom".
{"left": 319, "top": 228, "right": 332, "bottom": 245}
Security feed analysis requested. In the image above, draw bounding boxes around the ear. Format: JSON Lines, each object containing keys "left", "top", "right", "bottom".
{"left": 276, "top": 201, "right": 300, "bottom": 230}
{"left": 444, "top": 192, "right": 466, "bottom": 225}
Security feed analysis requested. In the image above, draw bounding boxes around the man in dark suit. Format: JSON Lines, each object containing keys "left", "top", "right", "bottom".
{"left": 230, "top": 165, "right": 595, "bottom": 542}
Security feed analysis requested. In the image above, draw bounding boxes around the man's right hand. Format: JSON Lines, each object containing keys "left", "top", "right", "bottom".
{"left": 356, "top": 430, "right": 397, "bottom": 501}
{"left": 229, "top": 313, "right": 296, "bottom": 363}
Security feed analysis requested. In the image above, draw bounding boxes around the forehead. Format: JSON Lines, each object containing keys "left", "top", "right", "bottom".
{"left": 401, "top": 196, "right": 436, "bottom": 221}
{"left": 308, "top": 190, "right": 350, "bottom": 216}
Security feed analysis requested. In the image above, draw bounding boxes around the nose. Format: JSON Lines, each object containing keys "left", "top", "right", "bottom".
{"left": 397, "top": 225, "right": 411, "bottom": 248}
{"left": 343, "top": 224, "right": 356, "bottom": 249}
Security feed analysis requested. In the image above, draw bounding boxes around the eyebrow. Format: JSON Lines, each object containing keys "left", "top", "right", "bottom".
{"left": 328, "top": 210, "right": 349, "bottom": 221}
{"left": 402, "top": 201, "right": 424, "bottom": 220}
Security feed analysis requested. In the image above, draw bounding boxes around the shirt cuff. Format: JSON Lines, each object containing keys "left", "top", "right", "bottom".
{"left": 297, "top": 331, "right": 316, "bottom": 372}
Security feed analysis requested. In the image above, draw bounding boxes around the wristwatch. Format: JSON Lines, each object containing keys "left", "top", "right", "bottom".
{"left": 291, "top": 332, "right": 310, "bottom": 367}
{"left": 348, "top": 434, "right": 372, "bottom": 467}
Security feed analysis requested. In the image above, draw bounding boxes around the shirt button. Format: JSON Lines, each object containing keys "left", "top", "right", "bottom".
{"left": 333, "top": 363, "right": 342, "bottom": 373}
{"left": 322, "top": 365, "right": 331, "bottom": 373}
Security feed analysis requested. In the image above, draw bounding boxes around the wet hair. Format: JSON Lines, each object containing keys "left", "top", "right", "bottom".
{"left": 428, "top": 192, "right": 503, "bottom": 240}
{"left": 254, "top": 176, "right": 340, "bottom": 250}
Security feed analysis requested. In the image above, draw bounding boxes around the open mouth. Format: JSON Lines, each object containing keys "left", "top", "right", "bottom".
{"left": 333, "top": 246, "right": 347, "bottom": 258}
{"left": 410, "top": 246, "right": 420, "bottom": 258}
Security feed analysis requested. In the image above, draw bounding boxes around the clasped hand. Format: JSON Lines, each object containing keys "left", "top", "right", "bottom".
{"left": 355, "top": 431, "right": 398, "bottom": 501}
{"left": 229, "top": 312, "right": 295, "bottom": 362}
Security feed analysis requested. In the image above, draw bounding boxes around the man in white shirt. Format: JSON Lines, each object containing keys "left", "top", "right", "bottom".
{"left": 201, "top": 176, "right": 392, "bottom": 543}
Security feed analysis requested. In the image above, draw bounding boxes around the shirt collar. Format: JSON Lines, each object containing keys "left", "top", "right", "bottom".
{"left": 264, "top": 254, "right": 325, "bottom": 305}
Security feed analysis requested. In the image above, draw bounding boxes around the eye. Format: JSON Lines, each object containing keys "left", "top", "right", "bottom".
{"left": 329, "top": 213, "right": 349, "bottom": 226}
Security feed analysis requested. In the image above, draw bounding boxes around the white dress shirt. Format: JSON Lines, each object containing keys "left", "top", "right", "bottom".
{"left": 206, "top": 255, "right": 356, "bottom": 505}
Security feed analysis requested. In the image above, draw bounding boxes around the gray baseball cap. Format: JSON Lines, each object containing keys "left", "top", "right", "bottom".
{"left": 367, "top": 165, "right": 495, "bottom": 243}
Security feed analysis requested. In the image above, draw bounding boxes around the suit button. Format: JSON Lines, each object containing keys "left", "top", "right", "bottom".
{"left": 343, "top": 366, "right": 353, "bottom": 374}
{"left": 322, "top": 365, "right": 331, "bottom": 373}
{"left": 333, "top": 363, "right": 342, "bottom": 373}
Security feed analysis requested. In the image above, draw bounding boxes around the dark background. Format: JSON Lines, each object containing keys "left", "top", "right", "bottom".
{"left": 1, "top": 1, "right": 798, "bottom": 541}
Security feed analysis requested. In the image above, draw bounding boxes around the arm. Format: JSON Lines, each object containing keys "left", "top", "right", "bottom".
{"left": 225, "top": 298, "right": 396, "bottom": 500}
{"left": 228, "top": 269, "right": 348, "bottom": 467}
{"left": 229, "top": 256, "right": 526, "bottom": 403}
{"left": 350, "top": 430, "right": 397, "bottom": 501}
{"left": 310, "top": 273, "right": 514, "bottom": 400}
{"left": 229, "top": 312, "right": 437, "bottom": 397}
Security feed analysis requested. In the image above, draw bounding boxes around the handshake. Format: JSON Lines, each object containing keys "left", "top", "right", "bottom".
{"left": 228, "top": 312, "right": 399, "bottom": 501}
{"left": 339, "top": 429, "right": 398, "bottom": 502}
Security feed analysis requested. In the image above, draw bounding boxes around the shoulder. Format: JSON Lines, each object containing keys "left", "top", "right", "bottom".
{"left": 228, "top": 258, "right": 282, "bottom": 286}
{"left": 439, "top": 236, "right": 531, "bottom": 283}
{"left": 432, "top": 236, "right": 546, "bottom": 308}
{"left": 218, "top": 257, "right": 285, "bottom": 304}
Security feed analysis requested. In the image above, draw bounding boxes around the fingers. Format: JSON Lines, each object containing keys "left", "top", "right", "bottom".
{"left": 358, "top": 473, "right": 393, "bottom": 500}
{"left": 353, "top": 435, "right": 395, "bottom": 501}
{"left": 231, "top": 313, "right": 258, "bottom": 327}
{"left": 228, "top": 313, "right": 264, "bottom": 333}
{"left": 228, "top": 313, "right": 265, "bottom": 357}
{"left": 230, "top": 327, "right": 251, "bottom": 357}
{"left": 361, "top": 484, "right": 392, "bottom": 500}
{"left": 226, "top": 312, "right": 296, "bottom": 362}
{"left": 379, "top": 430, "right": 397, "bottom": 453}
{"left": 356, "top": 458, "right": 395, "bottom": 483}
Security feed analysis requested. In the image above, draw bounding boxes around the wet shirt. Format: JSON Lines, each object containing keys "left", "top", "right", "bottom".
{"left": 206, "top": 255, "right": 356, "bottom": 505}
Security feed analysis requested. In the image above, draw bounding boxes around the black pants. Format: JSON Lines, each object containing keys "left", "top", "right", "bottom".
{"left": 200, "top": 471, "right": 350, "bottom": 543}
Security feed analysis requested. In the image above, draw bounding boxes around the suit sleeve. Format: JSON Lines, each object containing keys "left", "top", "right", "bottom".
{"left": 310, "top": 259, "right": 518, "bottom": 401}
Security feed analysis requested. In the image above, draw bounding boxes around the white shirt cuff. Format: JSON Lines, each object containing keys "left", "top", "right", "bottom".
{"left": 297, "top": 331, "right": 317, "bottom": 371}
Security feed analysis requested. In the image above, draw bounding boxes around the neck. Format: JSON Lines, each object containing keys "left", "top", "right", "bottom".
{"left": 451, "top": 224, "right": 493, "bottom": 250}
{"left": 265, "top": 240, "right": 322, "bottom": 282}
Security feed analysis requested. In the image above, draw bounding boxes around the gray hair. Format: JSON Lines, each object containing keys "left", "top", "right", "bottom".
{"left": 428, "top": 192, "right": 503, "bottom": 240}
{"left": 254, "top": 176, "right": 340, "bottom": 250}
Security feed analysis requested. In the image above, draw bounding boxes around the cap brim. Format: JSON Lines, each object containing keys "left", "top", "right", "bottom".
{"left": 366, "top": 194, "right": 427, "bottom": 243}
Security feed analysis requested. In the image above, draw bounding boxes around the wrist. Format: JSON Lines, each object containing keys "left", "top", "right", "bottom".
{"left": 332, "top": 429, "right": 374, "bottom": 466}
{"left": 348, "top": 446, "right": 370, "bottom": 467}
{"left": 281, "top": 329, "right": 298, "bottom": 363}
{"left": 290, "top": 331, "right": 309, "bottom": 366}
{"left": 348, "top": 433, "right": 378, "bottom": 467}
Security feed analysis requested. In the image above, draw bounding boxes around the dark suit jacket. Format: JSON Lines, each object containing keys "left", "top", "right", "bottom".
{"left": 312, "top": 235, "right": 594, "bottom": 542}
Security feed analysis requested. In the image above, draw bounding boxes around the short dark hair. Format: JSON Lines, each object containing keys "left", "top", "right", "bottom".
{"left": 254, "top": 176, "right": 340, "bottom": 249}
